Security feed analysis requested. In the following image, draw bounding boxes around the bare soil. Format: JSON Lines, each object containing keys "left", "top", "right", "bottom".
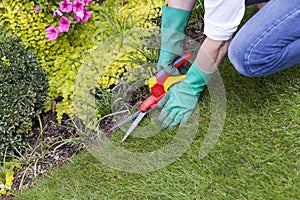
{"left": 11, "top": 111, "right": 83, "bottom": 192}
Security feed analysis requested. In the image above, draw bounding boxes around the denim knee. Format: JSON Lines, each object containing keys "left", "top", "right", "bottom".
{"left": 228, "top": 38, "right": 256, "bottom": 77}
{"left": 229, "top": 0, "right": 300, "bottom": 77}
{"left": 228, "top": 37, "right": 278, "bottom": 77}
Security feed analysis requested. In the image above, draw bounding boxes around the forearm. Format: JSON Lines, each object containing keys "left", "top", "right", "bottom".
{"left": 196, "top": 37, "right": 231, "bottom": 73}
{"left": 168, "top": 0, "right": 196, "bottom": 11}
{"left": 257, "top": 2, "right": 267, "bottom": 9}
{"left": 166, "top": 0, "right": 230, "bottom": 73}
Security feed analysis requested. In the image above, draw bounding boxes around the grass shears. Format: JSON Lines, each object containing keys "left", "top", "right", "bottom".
{"left": 109, "top": 52, "right": 193, "bottom": 143}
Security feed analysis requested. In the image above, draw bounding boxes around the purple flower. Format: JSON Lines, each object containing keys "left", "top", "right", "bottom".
{"left": 58, "top": 16, "right": 71, "bottom": 32}
{"left": 82, "top": 7, "right": 92, "bottom": 22}
{"left": 46, "top": 26, "right": 60, "bottom": 41}
{"left": 84, "top": 0, "right": 92, "bottom": 4}
{"left": 73, "top": 0, "right": 84, "bottom": 13}
{"left": 34, "top": 5, "right": 39, "bottom": 13}
{"left": 60, "top": 0, "right": 73, "bottom": 13}
{"left": 54, "top": 9, "right": 63, "bottom": 17}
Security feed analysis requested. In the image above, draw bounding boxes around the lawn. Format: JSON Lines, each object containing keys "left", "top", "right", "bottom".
{"left": 15, "top": 59, "right": 300, "bottom": 199}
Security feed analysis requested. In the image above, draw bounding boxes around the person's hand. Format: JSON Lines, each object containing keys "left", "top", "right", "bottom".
{"left": 157, "top": 6, "right": 191, "bottom": 75}
{"left": 157, "top": 62, "right": 214, "bottom": 129}
{"left": 157, "top": 80, "right": 199, "bottom": 129}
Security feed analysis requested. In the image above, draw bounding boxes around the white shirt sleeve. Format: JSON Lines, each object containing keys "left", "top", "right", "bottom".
{"left": 203, "top": 0, "right": 245, "bottom": 41}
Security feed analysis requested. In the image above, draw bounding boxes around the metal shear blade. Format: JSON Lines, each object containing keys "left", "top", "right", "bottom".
{"left": 108, "top": 110, "right": 141, "bottom": 132}
{"left": 108, "top": 109, "right": 150, "bottom": 143}
{"left": 121, "top": 111, "right": 148, "bottom": 143}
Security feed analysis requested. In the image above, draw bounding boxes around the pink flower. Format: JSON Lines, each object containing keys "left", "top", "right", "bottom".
{"left": 46, "top": 26, "right": 60, "bottom": 41}
{"left": 58, "top": 16, "right": 71, "bottom": 32}
{"left": 82, "top": 7, "right": 92, "bottom": 22}
{"left": 34, "top": 5, "right": 39, "bottom": 13}
{"left": 84, "top": 0, "right": 92, "bottom": 4}
{"left": 60, "top": 0, "right": 73, "bottom": 13}
{"left": 74, "top": 10, "right": 84, "bottom": 22}
{"left": 73, "top": 0, "right": 84, "bottom": 13}
{"left": 54, "top": 9, "right": 63, "bottom": 17}
{"left": 74, "top": 7, "right": 91, "bottom": 22}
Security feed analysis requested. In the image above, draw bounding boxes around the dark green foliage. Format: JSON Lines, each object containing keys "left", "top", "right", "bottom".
{"left": 0, "top": 34, "right": 48, "bottom": 158}
{"left": 32, "top": 0, "right": 61, "bottom": 13}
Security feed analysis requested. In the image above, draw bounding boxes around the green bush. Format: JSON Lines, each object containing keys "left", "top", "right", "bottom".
{"left": 0, "top": 34, "right": 48, "bottom": 158}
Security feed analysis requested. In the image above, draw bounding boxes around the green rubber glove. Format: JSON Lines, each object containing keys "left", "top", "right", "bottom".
{"left": 157, "top": 62, "right": 214, "bottom": 130}
{"left": 157, "top": 6, "right": 191, "bottom": 75}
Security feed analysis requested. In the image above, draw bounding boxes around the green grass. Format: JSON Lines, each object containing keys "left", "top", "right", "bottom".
{"left": 15, "top": 61, "right": 300, "bottom": 199}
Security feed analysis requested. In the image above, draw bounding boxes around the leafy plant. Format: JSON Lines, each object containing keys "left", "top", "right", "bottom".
{"left": 43, "top": 0, "right": 93, "bottom": 41}
{"left": 95, "top": 6, "right": 140, "bottom": 42}
{"left": 13, "top": 115, "right": 81, "bottom": 191}
{"left": 192, "top": 0, "right": 205, "bottom": 19}
{"left": 0, "top": 159, "right": 21, "bottom": 195}
{"left": 0, "top": 0, "right": 166, "bottom": 122}
{"left": 0, "top": 34, "right": 48, "bottom": 158}
{"left": 32, "top": 0, "right": 61, "bottom": 13}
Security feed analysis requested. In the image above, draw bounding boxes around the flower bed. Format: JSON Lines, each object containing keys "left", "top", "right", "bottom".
{"left": 0, "top": 0, "right": 167, "bottom": 196}
{"left": 0, "top": 0, "right": 166, "bottom": 121}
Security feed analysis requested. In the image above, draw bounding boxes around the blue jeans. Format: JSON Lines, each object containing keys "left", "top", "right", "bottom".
{"left": 228, "top": 0, "right": 300, "bottom": 77}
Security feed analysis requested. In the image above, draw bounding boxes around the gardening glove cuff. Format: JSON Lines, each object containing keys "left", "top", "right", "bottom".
{"left": 157, "top": 6, "right": 191, "bottom": 76}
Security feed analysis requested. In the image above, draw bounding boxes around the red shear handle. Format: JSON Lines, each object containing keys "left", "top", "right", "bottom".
{"left": 140, "top": 52, "right": 193, "bottom": 112}
{"left": 173, "top": 52, "right": 193, "bottom": 69}
{"left": 156, "top": 52, "right": 193, "bottom": 82}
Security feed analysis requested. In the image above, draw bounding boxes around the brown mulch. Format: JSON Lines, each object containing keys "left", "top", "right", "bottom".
{"left": 11, "top": 111, "right": 83, "bottom": 193}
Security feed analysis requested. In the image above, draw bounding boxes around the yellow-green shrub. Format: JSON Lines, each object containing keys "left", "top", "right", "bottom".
{"left": 0, "top": 159, "right": 20, "bottom": 195}
{"left": 0, "top": 0, "right": 166, "bottom": 121}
